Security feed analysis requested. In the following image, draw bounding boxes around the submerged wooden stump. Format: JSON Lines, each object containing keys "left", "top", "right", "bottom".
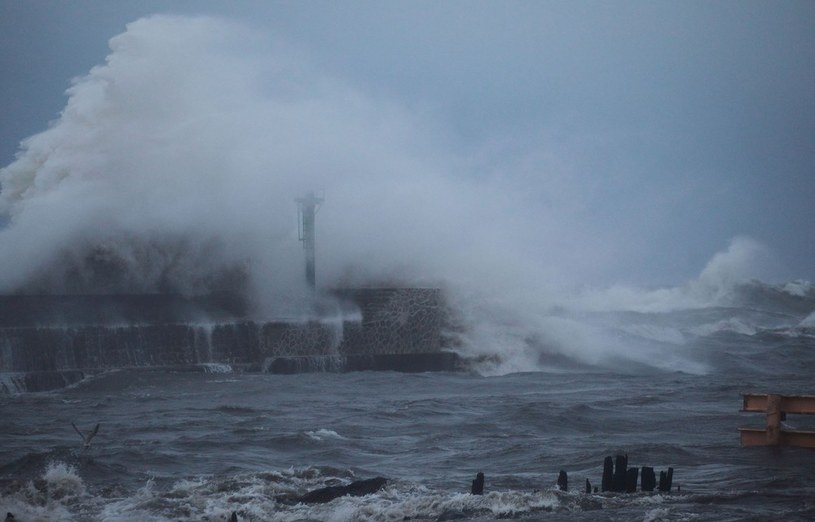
{"left": 601, "top": 456, "right": 614, "bottom": 492}
{"left": 557, "top": 470, "right": 568, "bottom": 491}
{"left": 612, "top": 455, "right": 628, "bottom": 492}
{"left": 641, "top": 466, "right": 656, "bottom": 492}
{"left": 658, "top": 467, "right": 674, "bottom": 492}
{"left": 471, "top": 472, "right": 485, "bottom": 495}
{"left": 598, "top": 455, "right": 667, "bottom": 494}
{"left": 294, "top": 477, "right": 388, "bottom": 504}
{"left": 625, "top": 467, "right": 639, "bottom": 493}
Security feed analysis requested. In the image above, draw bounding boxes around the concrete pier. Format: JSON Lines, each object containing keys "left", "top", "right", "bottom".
{"left": 0, "top": 288, "right": 460, "bottom": 392}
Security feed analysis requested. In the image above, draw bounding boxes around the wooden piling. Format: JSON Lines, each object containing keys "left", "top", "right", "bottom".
{"left": 557, "top": 470, "right": 568, "bottom": 491}
{"left": 658, "top": 467, "right": 674, "bottom": 492}
{"left": 471, "top": 472, "right": 484, "bottom": 495}
{"left": 658, "top": 471, "right": 667, "bottom": 491}
{"left": 625, "top": 467, "right": 639, "bottom": 493}
{"left": 601, "top": 456, "right": 613, "bottom": 492}
{"left": 641, "top": 466, "right": 656, "bottom": 492}
{"left": 612, "top": 455, "right": 628, "bottom": 492}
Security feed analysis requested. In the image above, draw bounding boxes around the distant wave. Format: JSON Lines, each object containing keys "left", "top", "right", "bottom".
{"left": 799, "top": 310, "right": 815, "bottom": 327}
{"left": 457, "top": 271, "right": 814, "bottom": 377}
{"left": 305, "top": 429, "right": 346, "bottom": 441}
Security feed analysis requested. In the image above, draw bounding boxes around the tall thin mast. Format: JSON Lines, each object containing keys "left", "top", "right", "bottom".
{"left": 296, "top": 192, "right": 323, "bottom": 289}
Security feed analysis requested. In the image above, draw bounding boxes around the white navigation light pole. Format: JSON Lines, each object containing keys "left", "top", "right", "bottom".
{"left": 296, "top": 192, "right": 323, "bottom": 290}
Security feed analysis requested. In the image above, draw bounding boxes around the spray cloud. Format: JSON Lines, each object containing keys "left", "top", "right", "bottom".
{"left": 0, "top": 15, "right": 792, "bottom": 373}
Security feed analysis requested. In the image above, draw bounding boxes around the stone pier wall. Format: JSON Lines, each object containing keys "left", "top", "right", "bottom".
{"left": 0, "top": 288, "right": 455, "bottom": 380}
{"left": 0, "top": 321, "right": 340, "bottom": 372}
{"left": 333, "top": 288, "right": 443, "bottom": 355}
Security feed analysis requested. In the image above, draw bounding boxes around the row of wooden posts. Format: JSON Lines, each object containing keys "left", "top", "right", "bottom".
{"left": 470, "top": 454, "right": 674, "bottom": 495}
{"left": 469, "top": 393, "right": 815, "bottom": 499}
{"left": 596, "top": 454, "right": 674, "bottom": 493}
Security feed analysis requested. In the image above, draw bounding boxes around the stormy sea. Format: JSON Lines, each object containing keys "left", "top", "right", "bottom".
{"left": 2, "top": 279, "right": 814, "bottom": 521}
{"left": 1, "top": 12, "right": 814, "bottom": 522}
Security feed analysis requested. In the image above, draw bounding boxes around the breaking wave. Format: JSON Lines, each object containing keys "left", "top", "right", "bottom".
{"left": 0, "top": 464, "right": 687, "bottom": 521}
{"left": 454, "top": 238, "right": 814, "bottom": 376}
{"left": 1, "top": 16, "right": 812, "bottom": 378}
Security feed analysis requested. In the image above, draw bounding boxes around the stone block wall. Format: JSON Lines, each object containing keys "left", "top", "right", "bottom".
{"left": 0, "top": 288, "right": 446, "bottom": 373}
{"left": 333, "top": 288, "right": 443, "bottom": 354}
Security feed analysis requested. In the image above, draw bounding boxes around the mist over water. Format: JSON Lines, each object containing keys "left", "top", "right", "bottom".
{"left": 0, "top": 15, "right": 810, "bottom": 375}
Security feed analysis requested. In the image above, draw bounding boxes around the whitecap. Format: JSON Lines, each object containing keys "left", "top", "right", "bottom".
{"left": 305, "top": 429, "right": 346, "bottom": 441}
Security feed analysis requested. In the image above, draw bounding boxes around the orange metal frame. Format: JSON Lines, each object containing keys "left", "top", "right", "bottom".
{"left": 739, "top": 393, "right": 815, "bottom": 448}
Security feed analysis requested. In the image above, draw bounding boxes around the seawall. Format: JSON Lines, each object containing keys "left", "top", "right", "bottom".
{"left": 0, "top": 288, "right": 461, "bottom": 392}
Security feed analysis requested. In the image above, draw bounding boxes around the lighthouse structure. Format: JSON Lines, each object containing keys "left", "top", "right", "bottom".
{"left": 0, "top": 192, "right": 458, "bottom": 388}
{"left": 296, "top": 192, "right": 323, "bottom": 290}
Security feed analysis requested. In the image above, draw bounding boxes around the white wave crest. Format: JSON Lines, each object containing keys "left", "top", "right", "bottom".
{"left": 200, "top": 363, "right": 232, "bottom": 374}
{"left": 42, "top": 461, "right": 86, "bottom": 498}
{"left": 305, "top": 429, "right": 346, "bottom": 441}
{"left": 783, "top": 280, "right": 813, "bottom": 297}
{"left": 690, "top": 318, "right": 757, "bottom": 337}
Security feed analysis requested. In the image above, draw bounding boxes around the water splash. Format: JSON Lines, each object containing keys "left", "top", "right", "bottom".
{"left": 0, "top": 15, "right": 807, "bottom": 377}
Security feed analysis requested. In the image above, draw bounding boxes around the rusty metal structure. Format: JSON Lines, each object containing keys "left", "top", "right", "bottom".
{"left": 739, "top": 393, "right": 815, "bottom": 448}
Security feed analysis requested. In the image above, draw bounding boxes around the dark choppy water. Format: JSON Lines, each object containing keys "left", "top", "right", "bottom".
{"left": 2, "top": 284, "right": 815, "bottom": 521}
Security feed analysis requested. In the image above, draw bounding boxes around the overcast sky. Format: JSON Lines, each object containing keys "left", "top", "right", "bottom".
{"left": 1, "top": 0, "right": 813, "bottom": 287}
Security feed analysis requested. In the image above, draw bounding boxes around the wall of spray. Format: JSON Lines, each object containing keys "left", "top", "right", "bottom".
{"left": 1, "top": 15, "right": 807, "bottom": 376}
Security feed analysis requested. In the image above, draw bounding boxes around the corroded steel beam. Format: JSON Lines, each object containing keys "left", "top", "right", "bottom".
{"left": 742, "top": 394, "right": 815, "bottom": 414}
{"left": 740, "top": 393, "right": 815, "bottom": 448}
{"left": 739, "top": 428, "right": 815, "bottom": 448}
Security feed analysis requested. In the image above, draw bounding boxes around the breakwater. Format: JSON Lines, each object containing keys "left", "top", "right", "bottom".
{"left": 0, "top": 288, "right": 460, "bottom": 392}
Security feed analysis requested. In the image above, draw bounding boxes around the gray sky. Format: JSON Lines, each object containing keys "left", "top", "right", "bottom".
{"left": 1, "top": 0, "right": 813, "bottom": 288}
